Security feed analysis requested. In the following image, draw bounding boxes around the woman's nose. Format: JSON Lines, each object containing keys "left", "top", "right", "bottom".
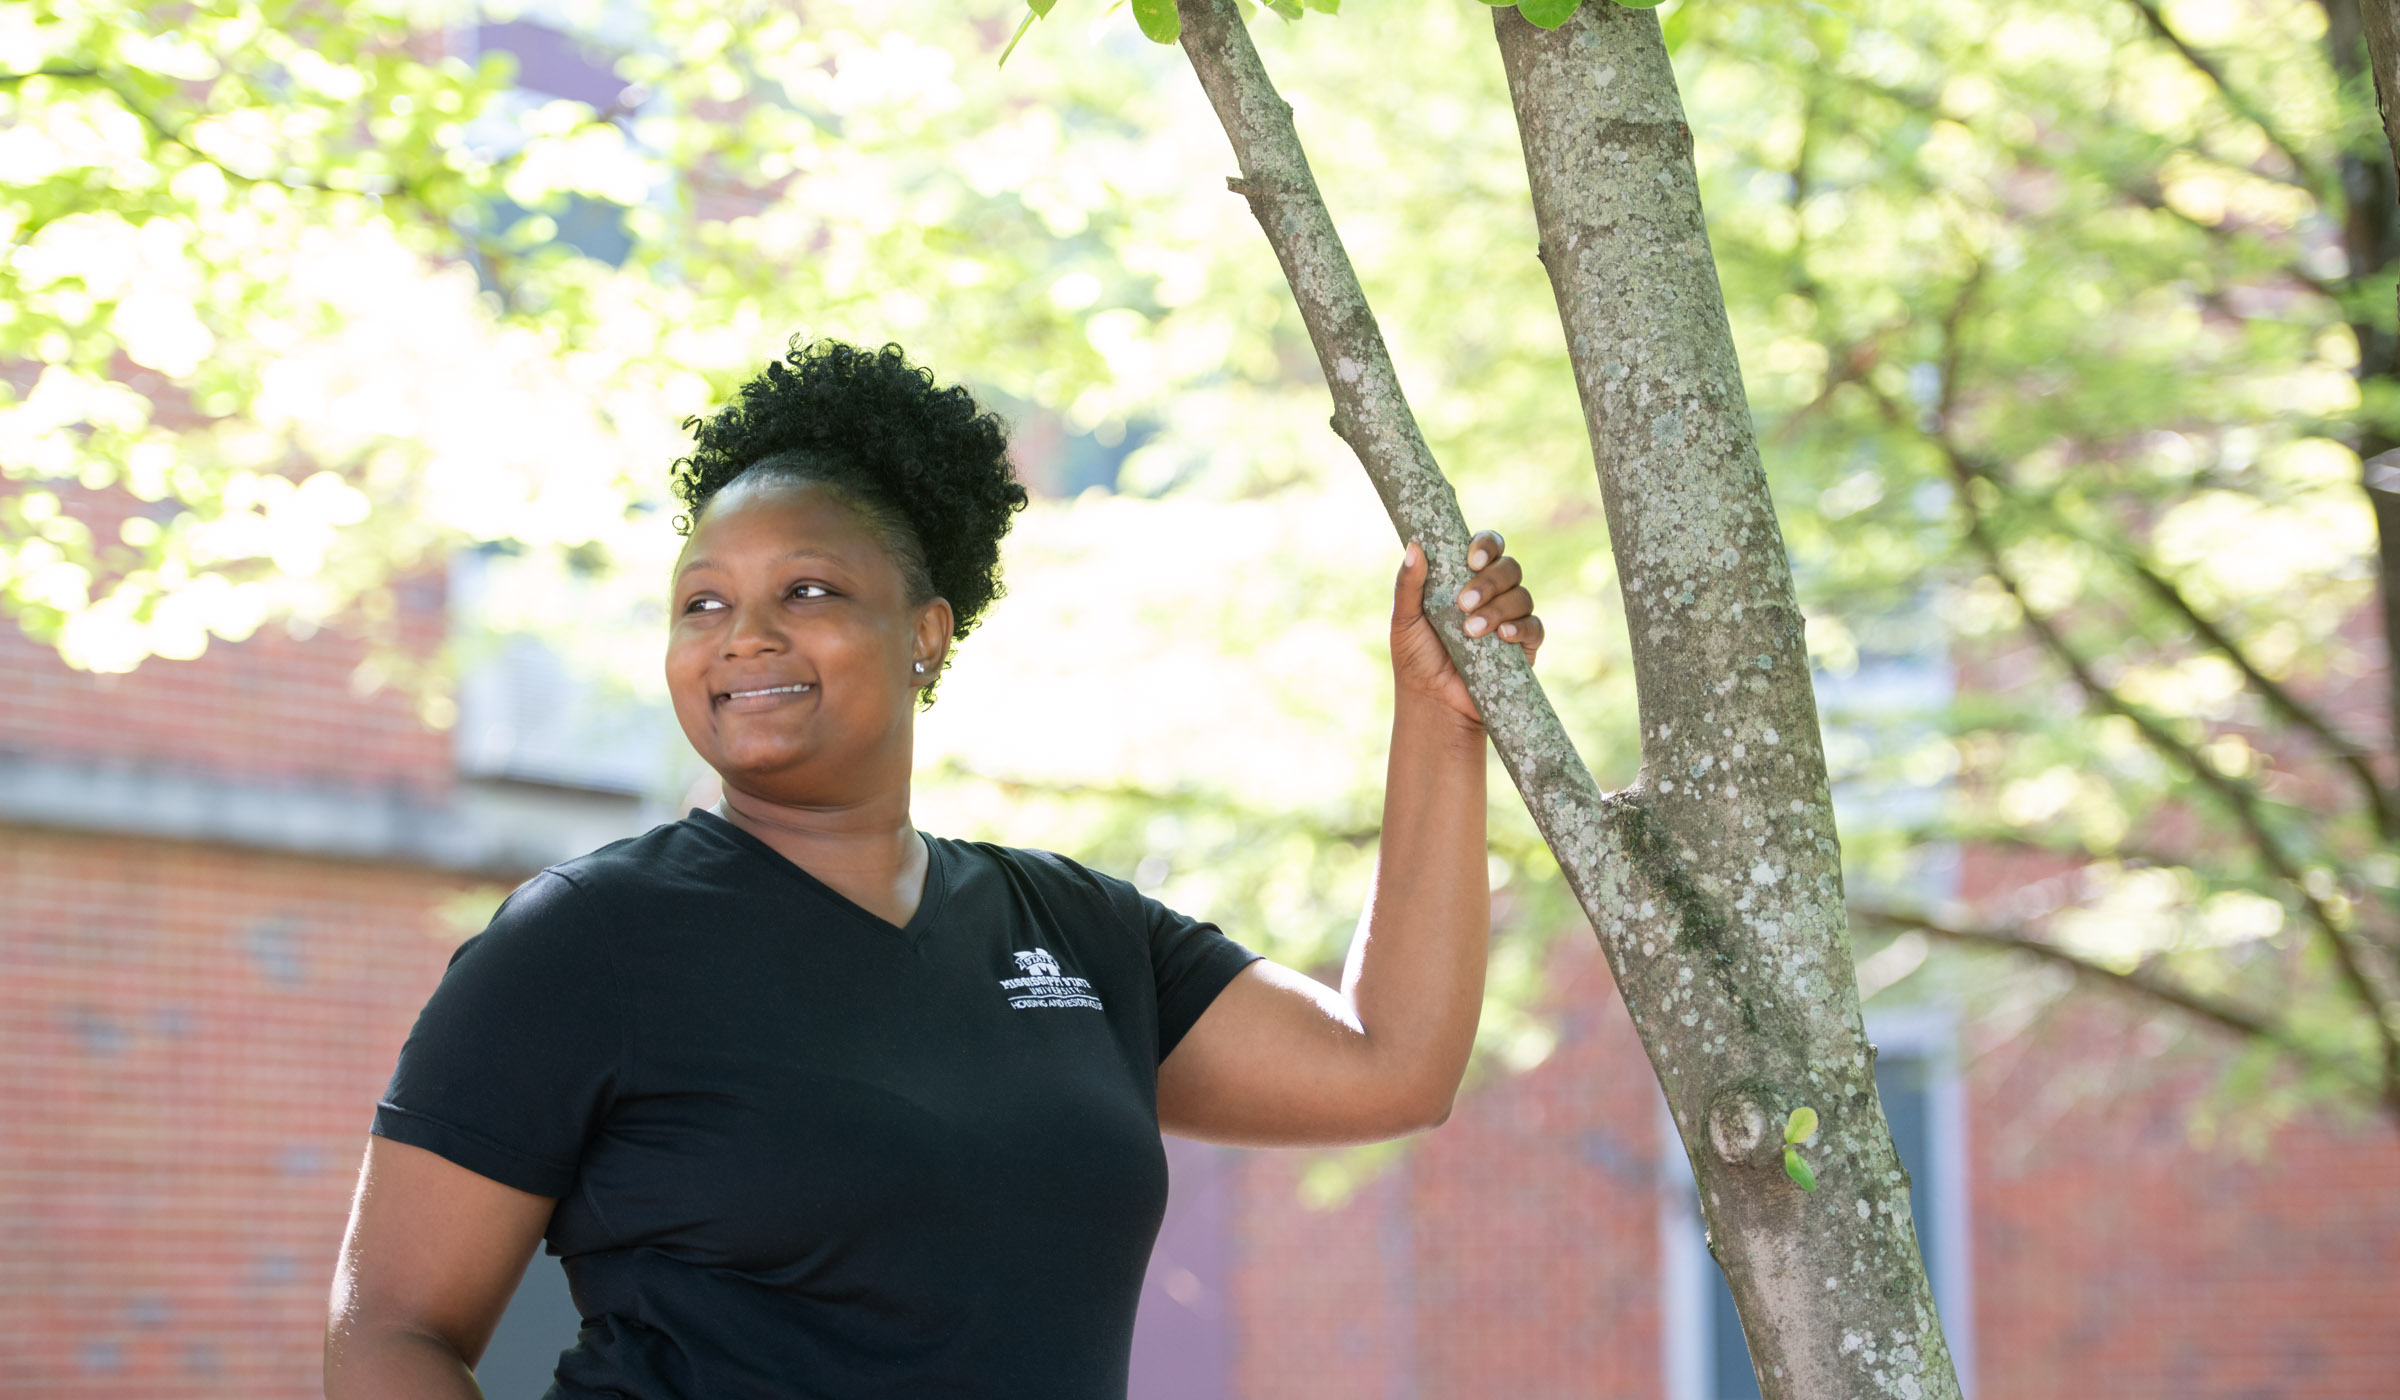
{"left": 720, "top": 599, "right": 786, "bottom": 656}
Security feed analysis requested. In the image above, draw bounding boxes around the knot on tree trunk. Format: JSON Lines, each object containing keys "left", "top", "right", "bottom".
{"left": 1706, "top": 1087, "right": 1781, "bottom": 1169}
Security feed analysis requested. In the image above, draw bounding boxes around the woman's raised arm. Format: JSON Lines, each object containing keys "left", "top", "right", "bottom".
{"left": 1157, "top": 530, "right": 1541, "bottom": 1145}
{"left": 325, "top": 1136, "right": 557, "bottom": 1399}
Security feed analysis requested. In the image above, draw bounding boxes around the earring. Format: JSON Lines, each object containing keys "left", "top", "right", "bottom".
{"left": 913, "top": 661, "right": 927, "bottom": 674}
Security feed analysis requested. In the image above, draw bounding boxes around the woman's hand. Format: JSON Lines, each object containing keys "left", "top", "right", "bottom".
{"left": 1389, "top": 529, "right": 1544, "bottom": 728}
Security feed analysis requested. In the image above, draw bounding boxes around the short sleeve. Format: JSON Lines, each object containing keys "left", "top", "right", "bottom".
{"left": 372, "top": 871, "right": 620, "bottom": 1198}
{"left": 1139, "top": 891, "right": 1261, "bottom": 1063}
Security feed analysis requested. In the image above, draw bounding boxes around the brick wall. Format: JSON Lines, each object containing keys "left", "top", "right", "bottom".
{"left": 0, "top": 537, "right": 473, "bottom": 1397}
{"left": 1230, "top": 935, "right": 1666, "bottom": 1400}
{"left": 0, "top": 589, "right": 451, "bottom": 798}
{"left": 1225, "top": 929, "right": 2400, "bottom": 1400}
{"left": 1970, "top": 1001, "right": 2400, "bottom": 1400}
{"left": 0, "top": 828, "right": 463, "bottom": 1397}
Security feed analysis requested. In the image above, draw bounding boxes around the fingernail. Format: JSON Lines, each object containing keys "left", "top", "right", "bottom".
{"left": 1466, "top": 615, "right": 1489, "bottom": 636}
{"left": 1470, "top": 551, "right": 1489, "bottom": 569}
{"left": 1500, "top": 623, "right": 1516, "bottom": 639}
{"left": 1458, "top": 589, "right": 1481, "bottom": 610}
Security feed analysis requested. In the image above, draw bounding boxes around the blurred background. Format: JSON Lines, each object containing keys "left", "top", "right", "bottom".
{"left": 4, "top": 0, "right": 2398, "bottom": 1395}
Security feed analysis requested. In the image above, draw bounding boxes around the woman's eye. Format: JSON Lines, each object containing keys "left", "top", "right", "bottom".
{"left": 790, "top": 583, "right": 831, "bottom": 600}
{"left": 683, "top": 597, "right": 724, "bottom": 614}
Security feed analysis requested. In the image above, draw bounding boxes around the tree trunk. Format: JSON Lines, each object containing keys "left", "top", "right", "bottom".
{"left": 2325, "top": 0, "right": 2400, "bottom": 776}
{"left": 1488, "top": 9, "right": 1959, "bottom": 1397}
{"left": 1172, "top": 2, "right": 1960, "bottom": 1396}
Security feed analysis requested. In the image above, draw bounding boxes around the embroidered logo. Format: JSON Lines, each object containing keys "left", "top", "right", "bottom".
{"left": 1000, "top": 947, "right": 1102, "bottom": 1011}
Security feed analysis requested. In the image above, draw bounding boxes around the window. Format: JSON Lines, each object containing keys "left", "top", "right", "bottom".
{"left": 1663, "top": 1010, "right": 1974, "bottom": 1399}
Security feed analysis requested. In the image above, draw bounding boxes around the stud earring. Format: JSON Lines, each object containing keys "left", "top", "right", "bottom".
{"left": 913, "top": 661, "right": 927, "bottom": 674}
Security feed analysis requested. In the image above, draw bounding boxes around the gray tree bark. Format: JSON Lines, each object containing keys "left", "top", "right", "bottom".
{"left": 1486, "top": 12, "right": 1957, "bottom": 1397}
{"left": 1171, "top": 2, "right": 1960, "bottom": 1396}
{"left": 2320, "top": 0, "right": 2400, "bottom": 785}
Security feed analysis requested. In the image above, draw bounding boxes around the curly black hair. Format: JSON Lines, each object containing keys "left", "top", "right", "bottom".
{"left": 671, "top": 339, "right": 1028, "bottom": 703}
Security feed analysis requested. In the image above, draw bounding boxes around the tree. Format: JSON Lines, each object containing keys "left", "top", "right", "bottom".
{"left": 1110, "top": 1, "right": 1961, "bottom": 1394}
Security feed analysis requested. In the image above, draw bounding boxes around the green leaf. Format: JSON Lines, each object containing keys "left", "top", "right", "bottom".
{"left": 1267, "top": 0, "right": 1304, "bottom": 18}
{"left": 997, "top": 0, "right": 1061, "bottom": 67}
{"left": 1132, "top": 0, "right": 1182, "bottom": 42}
{"left": 1614, "top": 0, "right": 1669, "bottom": 8}
{"left": 1784, "top": 1105, "right": 1818, "bottom": 1145}
{"left": 1304, "top": 0, "right": 1341, "bottom": 11}
{"left": 1518, "top": 0, "right": 1586, "bottom": 24}
{"left": 997, "top": 10, "right": 1038, "bottom": 67}
{"left": 1784, "top": 1146, "right": 1818, "bottom": 1191}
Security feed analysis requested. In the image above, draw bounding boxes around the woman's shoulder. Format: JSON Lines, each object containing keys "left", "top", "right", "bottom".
{"left": 931, "top": 837, "right": 1141, "bottom": 909}
{"left": 935, "top": 835, "right": 1102, "bottom": 880}
{"left": 548, "top": 812, "right": 748, "bottom": 890}
{"left": 451, "top": 818, "right": 731, "bottom": 978}
{"left": 483, "top": 815, "right": 732, "bottom": 932}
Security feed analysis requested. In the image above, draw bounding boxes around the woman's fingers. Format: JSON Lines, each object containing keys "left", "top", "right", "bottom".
{"left": 1455, "top": 555, "right": 1522, "bottom": 621}
{"left": 1450, "top": 534, "right": 1540, "bottom": 663}
{"left": 1463, "top": 583, "right": 1535, "bottom": 635}
{"left": 1496, "top": 609, "right": 1544, "bottom": 661}
{"left": 1392, "top": 541, "right": 1429, "bottom": 626}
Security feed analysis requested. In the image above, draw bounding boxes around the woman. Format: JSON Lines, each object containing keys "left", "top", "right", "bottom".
{"left": 325, "top": 340, "right": 1544, "bottom": 1399}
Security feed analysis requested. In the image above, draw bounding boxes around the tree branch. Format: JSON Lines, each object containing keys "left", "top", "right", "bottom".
{"left": 21, "top": 64, "right": 335, "bottom": 191}
{"left": 1857, "top": 905, "right": 2285, "bottom": 1045}
{"left": 1904, "top": 401, "right": 2400, "bottom": 1101}
{"left": 1850, "top": 902, "right": 2397, "bottom": 1118}
{"left": 2122, "top": 550, "right": 2398, "bottom": 835}
{"left": 2120, "top": 179, "right": 2344, "bottom": 299}
{"left": 2120, "top": 0, "right": 2331, "bottom": 193}
{"left": 1168, "top": 0, "right": 1630, "bottom": 927}
{"left": 0, "top": 67, "right": 101, "bottom": 84}
{"left": 1936, "top": 435, "right": 2395, "bottom": 835}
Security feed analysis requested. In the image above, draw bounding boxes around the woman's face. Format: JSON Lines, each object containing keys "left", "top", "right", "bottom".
{"left": 665, "top": 475, "right": 949, "bottom": 807}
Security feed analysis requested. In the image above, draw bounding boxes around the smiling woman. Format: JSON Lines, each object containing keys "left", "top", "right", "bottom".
{"left": 324, "top": 337, "right": 1547, "bottom": 1400}
{"left": 668, "top": 340, "right": 1027, "bottom": 706}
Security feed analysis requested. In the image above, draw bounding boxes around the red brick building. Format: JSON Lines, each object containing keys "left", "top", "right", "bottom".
{"left": 5, "top": 566, "right": 2399, "bottom": 1399}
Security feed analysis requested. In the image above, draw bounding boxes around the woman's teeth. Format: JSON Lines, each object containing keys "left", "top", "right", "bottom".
{"left": 728, "top": 683, "right": 813, "bottom": 699}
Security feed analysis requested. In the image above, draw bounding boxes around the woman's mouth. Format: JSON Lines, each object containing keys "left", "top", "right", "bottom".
{"left": 718, "top": 682, "right": 816, "bottom": 710}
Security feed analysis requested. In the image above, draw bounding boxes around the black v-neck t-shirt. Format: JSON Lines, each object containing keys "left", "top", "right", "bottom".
{"left": 372, "top": 810, "right": 1259, "bottom": 1400}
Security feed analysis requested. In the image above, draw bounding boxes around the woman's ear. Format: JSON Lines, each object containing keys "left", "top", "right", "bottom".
{"left": 912, "top": 597, "right": 955, "bottom": 687}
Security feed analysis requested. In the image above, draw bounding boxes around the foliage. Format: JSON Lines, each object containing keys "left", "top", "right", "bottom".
{"left": 1, "top": 0, "right": 1143, "bottom": 670}
{"left": 1676, "top": 0, "right": 2399, "bottom": 1124}
{"left": 1783, "top": 1105, "right": 1820, "bottom": 1190}
{"left": 6, "top": 0, "right": 2396, "bottom": 1130}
